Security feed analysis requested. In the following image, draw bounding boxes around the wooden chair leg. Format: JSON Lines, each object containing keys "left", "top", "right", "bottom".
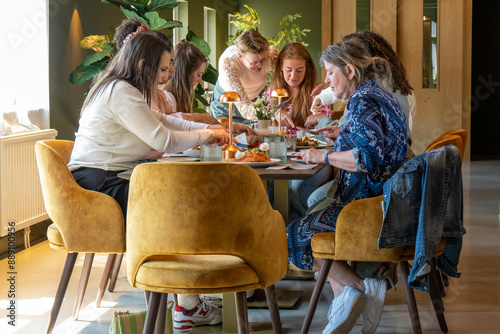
{"left": 108, "top": 253, "right": 123, "bottom": 292}
{"left": 441, "top": 272, "right": 449, "bottom": 286}
{"left": 301, "top": 259, "right": 333, "bottom": 334}
{"left": 399, "top": 261, "right": 422, "bottom": 334}
{"left": 235, "top": 291, "right": 249, "bottom": 334}
{"left": 144, "top": 291, "right": 161, "bottom": 334}
{"left": 430, "top": 259, "right": 448, "bottom": 333}
{"left": 145, "top": 290, "right": 151, "bottom": 307}
{"left": 73, "top": 253, "right": 95, "bottom": 320}
{"left": 154, "top": 293, "right": 168, "bottom": 334}
{"left": 95, "top": 254, "right": 116, "bottom": 307}
{"left": 46, "top": 252, "right": 78, "bottom": 334}
{"left": 264, "top": 285, "right": 283, "bottom": 334}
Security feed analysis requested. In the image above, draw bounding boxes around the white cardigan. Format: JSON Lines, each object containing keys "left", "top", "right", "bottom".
{"left": 69, "top": 80, "right": 213, "bottom": 171}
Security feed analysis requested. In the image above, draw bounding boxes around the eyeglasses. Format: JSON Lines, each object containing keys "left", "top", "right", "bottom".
{"left": 241, "top": 54, "right": 268, "bottom": 68}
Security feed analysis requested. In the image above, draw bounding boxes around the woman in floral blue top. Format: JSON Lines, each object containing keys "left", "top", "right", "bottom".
{"left": 288, "top": 35, "right": 408, "bottom": 334}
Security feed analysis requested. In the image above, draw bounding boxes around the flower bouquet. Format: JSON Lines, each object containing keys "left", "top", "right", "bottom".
{"left": 254, "top": 95, "right": 279, "bottom": 121}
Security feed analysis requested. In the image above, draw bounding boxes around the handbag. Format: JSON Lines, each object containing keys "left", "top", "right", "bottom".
{"left": 109, "top": 301, "right": 174, "bottom": 334}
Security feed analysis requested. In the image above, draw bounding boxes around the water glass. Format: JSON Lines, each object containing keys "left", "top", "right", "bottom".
{"left": 200, "top": 143, "right": 222, "bottom": 162}
{"left": 285, "top": 134, "right": 297, "bottom": 152}
{"left": 269, "top": 141, "right": 287, "bottom": 164}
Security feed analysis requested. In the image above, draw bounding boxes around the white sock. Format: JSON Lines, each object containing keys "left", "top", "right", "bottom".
{"left": 177, "top": 294, "right": 201, "bottom": 310}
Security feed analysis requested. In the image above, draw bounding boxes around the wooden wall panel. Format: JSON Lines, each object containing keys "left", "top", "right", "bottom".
{"left": 371, "top": 0, "right": 398, "bottom": 50}
{"left": 332, "top": 0, "right": 356, "bottom": 43}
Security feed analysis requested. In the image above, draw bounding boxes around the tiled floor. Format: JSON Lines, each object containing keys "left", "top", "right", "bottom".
{"left": 1, "top": 160, "right": 500, "bottom": 333}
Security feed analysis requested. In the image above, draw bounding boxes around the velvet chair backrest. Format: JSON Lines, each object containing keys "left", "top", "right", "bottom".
{"left": 427, "top": 129, "right": 467, "bottom": 159}
{"left": 35, "top": 140, "right": 125, "bottom": 253}
{"left": 425, "top": 135, "right": 463, "bottom": 161}
{"left": 126, "top": 162, "right": 288, "bottom": 289}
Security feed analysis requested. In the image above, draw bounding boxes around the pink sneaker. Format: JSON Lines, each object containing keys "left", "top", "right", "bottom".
{"left": 173, "top": 300, "right": 222, "bottom": 331}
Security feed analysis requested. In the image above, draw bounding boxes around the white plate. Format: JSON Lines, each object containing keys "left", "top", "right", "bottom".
{"left": 157, "top": 157, "right": 199, "bottom": 162}
{"left": 296, "top": 140, "right": 330, "bottom": 150}
{"left": 231, "top": 158, "right": 281, "bottom": 167}
{"left": 182, "top": 149, "right": 201, "bottom": 158}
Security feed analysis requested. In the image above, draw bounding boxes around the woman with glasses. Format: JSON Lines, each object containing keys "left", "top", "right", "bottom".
{"left": 209, "top": 29, "right": 279, "bottom": 125}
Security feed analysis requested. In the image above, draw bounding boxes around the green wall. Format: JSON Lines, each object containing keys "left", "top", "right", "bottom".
{"left": 49, "top": 0, "right": 125, "bottom": 140}
{"left": 239, "top": 0, "right": 323, "bottom": 81}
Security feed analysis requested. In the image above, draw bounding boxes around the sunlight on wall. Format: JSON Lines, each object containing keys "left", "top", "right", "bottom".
{"left": 0, "top": 1, "right": 49, "bottom": 123}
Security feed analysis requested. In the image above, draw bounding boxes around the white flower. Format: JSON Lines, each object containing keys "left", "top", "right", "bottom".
{"left": 259, "top": 143, "right": 270, "bottom": 151}
{"left": 235, "top": 151, "right": 245, "bottom": 160}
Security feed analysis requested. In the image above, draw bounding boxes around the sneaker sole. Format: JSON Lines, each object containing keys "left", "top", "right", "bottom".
{"left": 361, "top": 282, "right": 387, "bottom": 334}
{"left": 328, "top": 295, "right": 367, "bottom": 334}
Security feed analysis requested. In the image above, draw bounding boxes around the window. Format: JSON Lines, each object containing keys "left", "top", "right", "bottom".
{"left": 1, "top": 1, "right": 49, "bottom": 128}
{"left": 173, "top": 0, "right": 189, "bottom": 45}
{"left": 423, "top": 0, "right": 438, "bottom": 88}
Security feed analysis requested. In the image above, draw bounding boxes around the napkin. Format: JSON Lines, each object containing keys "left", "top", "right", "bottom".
{"left": 266, "top": 163, "right": 318, "bottom": 170}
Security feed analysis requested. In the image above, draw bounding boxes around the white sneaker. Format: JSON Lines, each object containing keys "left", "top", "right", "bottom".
{"left": 361, "top": 278, "right": 387, "bottom": 334}
{"left": 173, "top": 299, "right": 222, "bottom": 331}
{"left": 323, "top": 286, "right": 367, "bottom": 334}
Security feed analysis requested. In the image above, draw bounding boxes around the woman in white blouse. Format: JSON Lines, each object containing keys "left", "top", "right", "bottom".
{"left": 209, "top": 29, "right": 279, "bottom": 125}
{"left": 69, "top": 32, "right": 228, "bottom": 217}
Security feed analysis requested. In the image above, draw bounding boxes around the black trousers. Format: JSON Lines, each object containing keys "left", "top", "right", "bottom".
{"left": 72, "top": 167, "right": 130, "bottom": 220}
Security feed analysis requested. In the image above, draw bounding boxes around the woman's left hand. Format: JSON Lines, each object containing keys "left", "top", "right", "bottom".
{"left": 193, "top": 113, "right": 221, "bottom": 125}
{"left": 298, "top": 148, "right": 325, "bottom": 164}
{"left": 304, "top": 114, "right": 325, "bottom": 129}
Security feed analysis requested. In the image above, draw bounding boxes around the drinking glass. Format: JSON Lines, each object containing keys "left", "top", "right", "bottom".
{"left": 285, "top": 134, "right": 297, "bottom": 152}
{"left": 200, "top": 143, "right": 222, "bottom": 162}
{"left": 269, "top": 141, "right": 287, "bottom": 164}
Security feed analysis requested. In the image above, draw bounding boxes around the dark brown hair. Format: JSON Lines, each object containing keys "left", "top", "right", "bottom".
{"left": 83, "top": 32, "right": 171, "bottom": 111}
{"left": 165, "top": 40, "right": 208, "bottom": 114}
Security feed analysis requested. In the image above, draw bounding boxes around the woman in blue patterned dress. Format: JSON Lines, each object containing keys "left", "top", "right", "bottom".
{"left": 288, "top": 37, "right": 408, "bottom": 334}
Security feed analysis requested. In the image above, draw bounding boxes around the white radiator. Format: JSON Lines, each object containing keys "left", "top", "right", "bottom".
{"left": 0, "top": 129, "right": 58, "bottom": 237}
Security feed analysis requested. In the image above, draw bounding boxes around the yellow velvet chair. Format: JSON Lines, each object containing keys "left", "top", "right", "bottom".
{"left": 427, "top": 129, "right": 467, "bottom": 159}
{"left": 35, "top": 140, "right": 126, "bottom": 334}
{"left": 301, "top": 140, "right": 464, "bottom": 334}
{"left": 126, "top": 162, "right": 288, "bottom": 334}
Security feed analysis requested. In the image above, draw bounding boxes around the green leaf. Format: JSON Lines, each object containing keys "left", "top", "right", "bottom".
{"left": 120, "top": 6, "right": 148, "bottom": 24}
{"left": 83, "top": 45, "right": 114, "bottom": 66}
{"left": 144, "top": 11, "right": 182, "bottom": 30}
{"left": 79, "top": 35, "right": 110, "bottom": 52}
{"left": 122, "top": 0, "right": 147, "bottom": 15}
{"left": 147, "top": 0, "right": 178, "bottom": 11}
{"left": 69, "top": 61, "right": 107, "bottom": 85}
{"left": 202, "top": 64, "right": 218, "bottom": 86}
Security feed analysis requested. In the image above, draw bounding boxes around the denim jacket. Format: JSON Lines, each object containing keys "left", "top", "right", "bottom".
{"left": 379, "top": 145, "right": 466, "bottom": 292}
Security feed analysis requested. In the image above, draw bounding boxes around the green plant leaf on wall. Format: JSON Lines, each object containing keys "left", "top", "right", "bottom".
{"left": 69, "top": 60, "right": 108, "bottom": 85}
{"left": 83, "top": 44, "right": 114, "bottom": 66}
{"left": 80, "top": 35, "right": 110, "bottom": 52}
{"left": 147, "top": 0, "right": 178, "bottom": 11}
{"left": 120, "top": 6, "right": 148, "bottom": 24}
{"left": 186, "top": 30, "right": 211, "bottom": 56}
{"left": 202, "top": 64, "right": 218, "bottom": 86}
{"left": 145, "top": 11, "right": 182, "bottom": 30}
{"left": 122, "top": 0, "right": 147, "bottom": 15}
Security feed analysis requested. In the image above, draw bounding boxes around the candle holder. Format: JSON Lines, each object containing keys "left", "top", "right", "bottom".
{"left": 219, "top": 92, "right": 241, "bottom": 161}
{"left": 271, "top": 88, "right": 289, "bottom": 135}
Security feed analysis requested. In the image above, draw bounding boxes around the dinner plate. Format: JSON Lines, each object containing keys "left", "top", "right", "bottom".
{"left": 182, "top": 149, "right": 201, "bottom": 158}
{"left": 231, "top": 158, "right": 281, "bottom": 167}
{"left": 296, "top": 140, "right": 330, "bottom": 150}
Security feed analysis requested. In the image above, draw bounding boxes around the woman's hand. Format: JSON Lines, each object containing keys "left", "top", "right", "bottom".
{"left": 304, "top": 114, "right": 325, "bottom": 129}
{"left": 310, "top": 95, "right": 324, "bottom": 115}
{"left": 281, "top": 112, "right": 296, "bottom": 130}
{"left": 232, "top": 123, "right": 254, "bottom": 135}
{"left": 317, "top": 126, "right": 340, "bottom": 141}
{"left": 298, "top": 148, "right": 325, "bottom": 164}
{"left": 192, "top": 113, "right": 221, "bottom": 125}
{"left": 210, "top": 128, "right": 230, "bottom": 146}
{"left": 207, "top": 124, "right": 225, "bottom": 130}
{"left": 311, "top": 82, "right": 327, "bottom": 96}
